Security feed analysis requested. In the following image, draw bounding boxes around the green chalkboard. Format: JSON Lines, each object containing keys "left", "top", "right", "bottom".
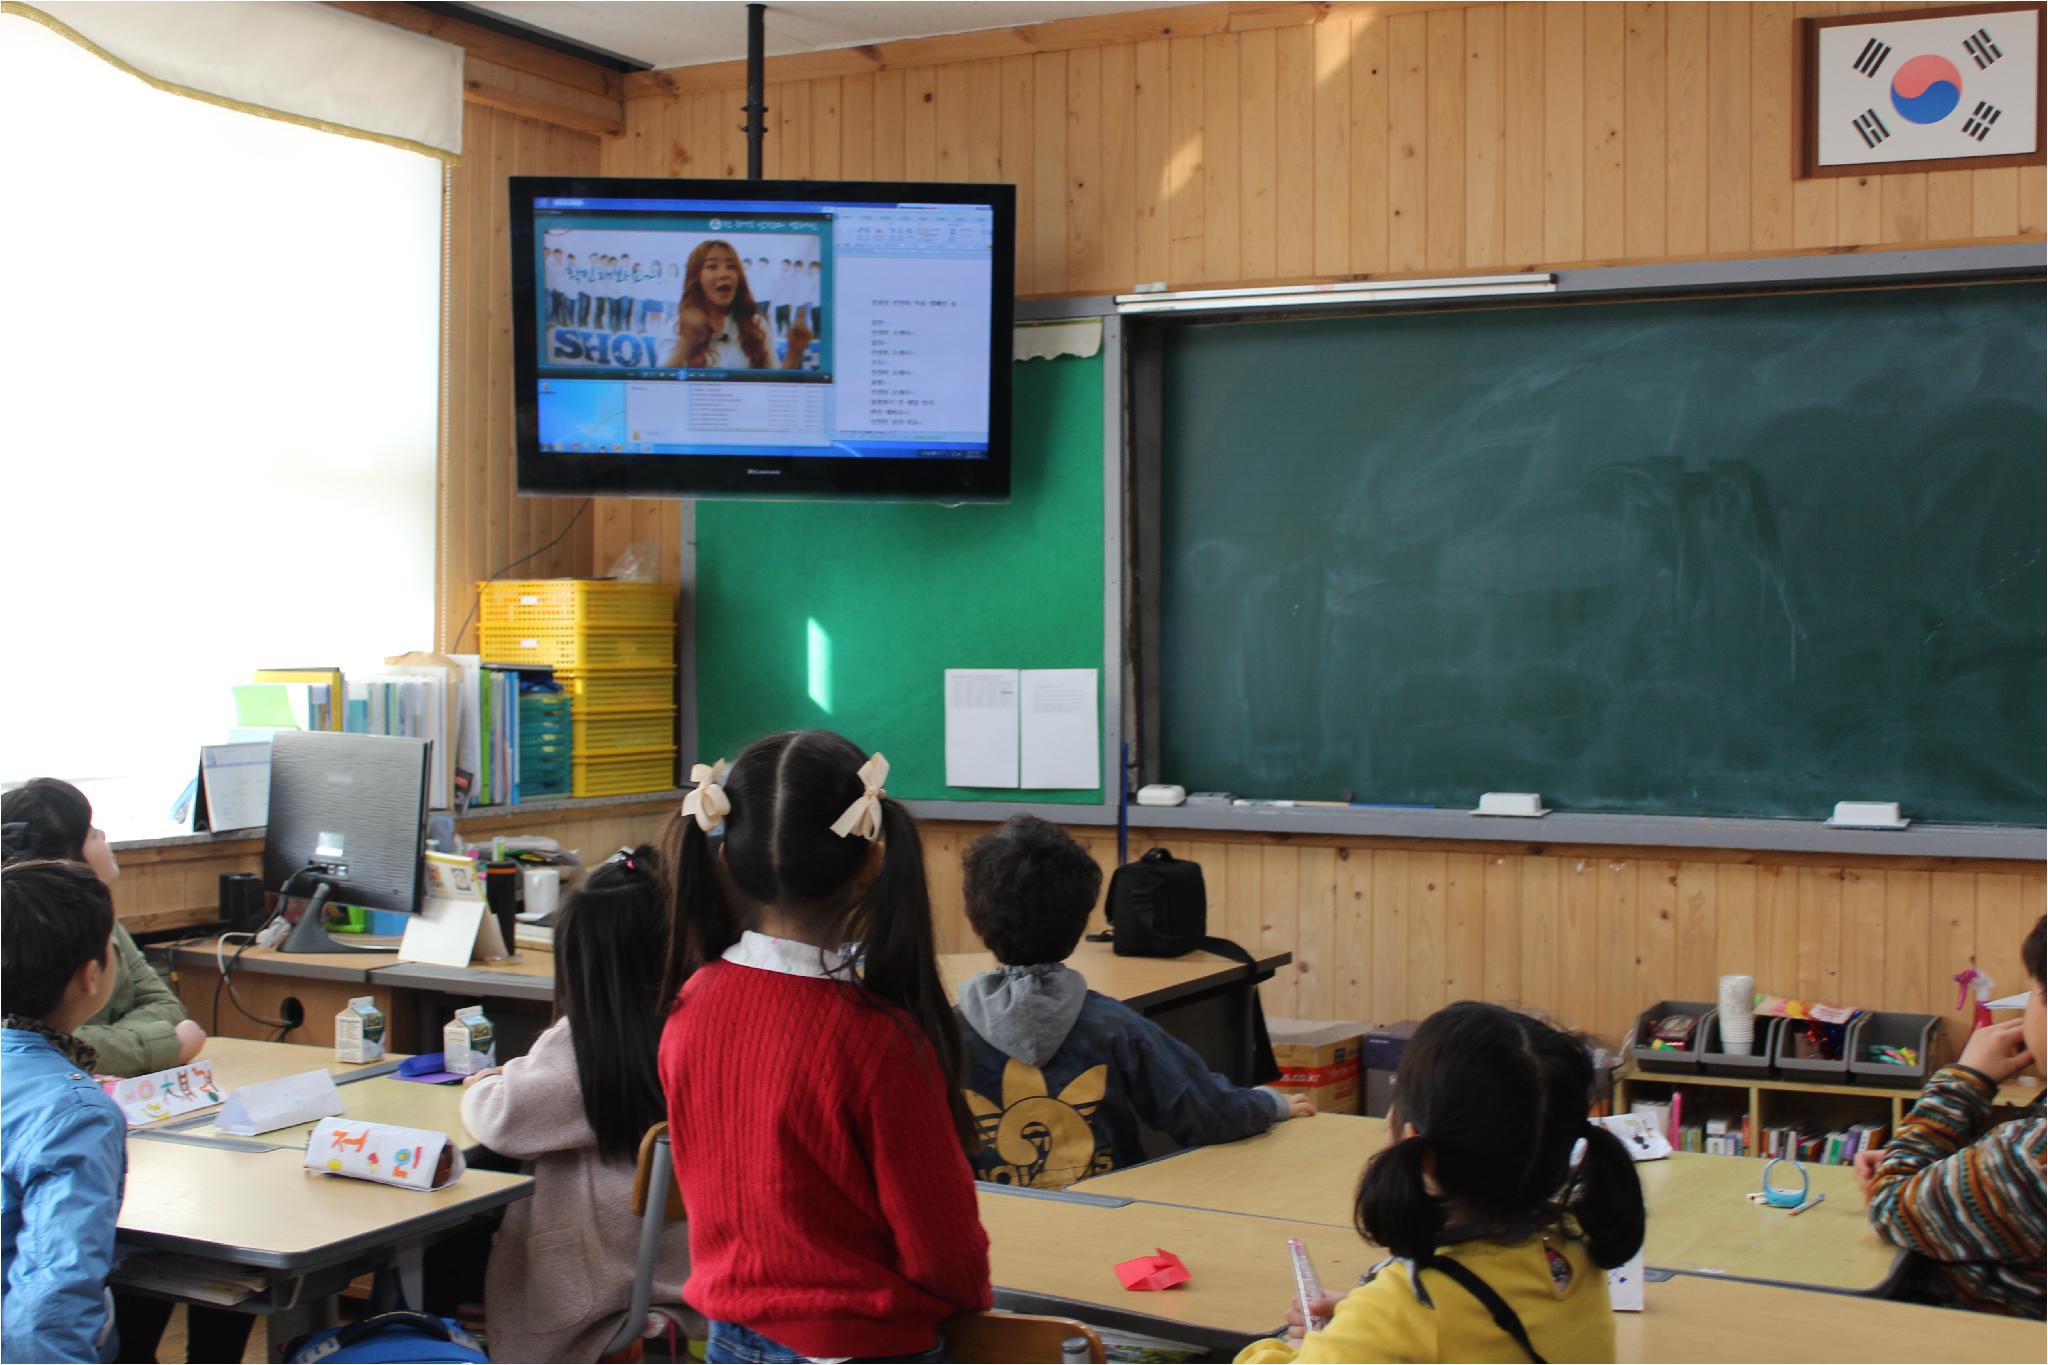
{"left": 696, "top": 351, "right": 1104, "bottom": 801}
{"left": 1159, "top": 284, "right": 2046, "bottom": 824}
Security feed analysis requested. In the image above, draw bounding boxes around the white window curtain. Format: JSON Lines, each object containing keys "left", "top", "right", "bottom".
{"left": 0, "top": 10, "right": 448, "bottom": 839}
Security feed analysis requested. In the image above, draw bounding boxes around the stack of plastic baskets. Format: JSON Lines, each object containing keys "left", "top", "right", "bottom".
{"left": 516, "top": 691, "right": 572, "bottom": 799}
{"left": 478, "top": 580, "right": 678, "bottom": 797}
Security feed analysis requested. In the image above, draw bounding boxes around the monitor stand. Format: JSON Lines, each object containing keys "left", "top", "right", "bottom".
{"left": 276, "top": 880, "right": 390, "bottom": 954}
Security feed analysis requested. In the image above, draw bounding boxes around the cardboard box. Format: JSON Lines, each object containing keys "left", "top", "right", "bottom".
{"left": 1266, "top": 1018, "right": 1367, "bottom": 1115}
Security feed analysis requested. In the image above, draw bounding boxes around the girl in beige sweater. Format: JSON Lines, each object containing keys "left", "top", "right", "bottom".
{"left": 461, "top": 847, "right": 696, "bottom": 1362}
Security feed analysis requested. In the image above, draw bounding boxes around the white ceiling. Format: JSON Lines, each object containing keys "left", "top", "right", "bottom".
{"left": 469, "top": 1, "right": 1186, "bottom": 71}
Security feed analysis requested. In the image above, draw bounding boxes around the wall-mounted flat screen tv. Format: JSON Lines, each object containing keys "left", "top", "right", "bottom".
{"left": 510, "top": 176, "right": 1014, "bottom": 501}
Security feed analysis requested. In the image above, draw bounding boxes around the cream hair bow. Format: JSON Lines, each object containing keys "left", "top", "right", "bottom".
{"left": 829, "top": 753, "right": 890, "bottom": 840}
{"left": 680, "top": 760, "right": 731, "bottom": 832}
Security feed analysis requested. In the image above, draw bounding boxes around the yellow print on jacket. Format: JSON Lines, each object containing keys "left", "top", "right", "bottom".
{"left": 966, "top": 1058, "right": 1115, "bottom": 1190}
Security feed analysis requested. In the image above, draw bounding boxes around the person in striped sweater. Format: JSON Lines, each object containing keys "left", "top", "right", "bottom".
{"left": 1857, "top": 914, "right": 2045, "bottom": 1319}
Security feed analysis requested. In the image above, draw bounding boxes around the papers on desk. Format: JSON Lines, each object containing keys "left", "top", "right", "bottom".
{"left": 402, "top": 852, "right": 508, "bottom": 967}
{"left": 103, "top": 1062, "right": 222, "bottom": 1126}
{"left": 111, "top": 1253, "right": 268, "bottom": 1308}
{"left": 306, "top": 1118, "right": 466, "bottom": 1191}
{"left": 943, "top": 667, "right": 1100, "bottom": 790}
{"left": 215, "top": 1069, "right": 343, "bottom": 1137}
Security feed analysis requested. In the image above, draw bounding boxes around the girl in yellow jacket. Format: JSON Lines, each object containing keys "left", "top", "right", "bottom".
{"left": 1239, "top": 1002, "right": 1646, "bottom": 1364}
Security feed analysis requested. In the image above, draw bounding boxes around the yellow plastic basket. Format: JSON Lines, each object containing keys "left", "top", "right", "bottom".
{"left": 554, "top": 668, "right": 678, "bottom": 710}
{"left": 574, "top": 708, "right": 677, "bottom": 754}
{"left": 478, "top": 627, "right": 675, "bottom": 669}
{"left": 572, "top": 748, "right": 678, "bottom": 798}
{"left": 478, "top": 580, "right": 672, "bottom": 633}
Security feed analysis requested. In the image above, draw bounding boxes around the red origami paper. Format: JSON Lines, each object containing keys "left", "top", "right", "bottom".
{"left": 1115, "top": 1247, "right": 1191, "bottom": 1292}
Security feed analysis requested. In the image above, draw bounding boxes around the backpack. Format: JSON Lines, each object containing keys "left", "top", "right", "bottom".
{"left": 287, "top": 1313, "right": 489, "bottom": 1364}
{"left": 1104, "top": 847, "right": 1280, "bottom": 1087}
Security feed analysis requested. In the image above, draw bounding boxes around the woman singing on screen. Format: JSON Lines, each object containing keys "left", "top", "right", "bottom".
{"left": 665, "top": 240, "right": 812, "bottom": 370}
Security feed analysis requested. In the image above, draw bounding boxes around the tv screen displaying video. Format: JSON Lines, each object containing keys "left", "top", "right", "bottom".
{"left": 510, "top": 177, "right": 1014, "bottom": 501}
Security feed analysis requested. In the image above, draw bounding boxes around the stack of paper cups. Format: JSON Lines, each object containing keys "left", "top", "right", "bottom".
{"left": 1718, "top": 975, "right": 1756, "bottom": 1054}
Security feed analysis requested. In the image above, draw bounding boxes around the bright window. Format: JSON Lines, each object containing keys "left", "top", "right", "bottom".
{"left": 1, "top": 16, "right": 442, "bottom": 839}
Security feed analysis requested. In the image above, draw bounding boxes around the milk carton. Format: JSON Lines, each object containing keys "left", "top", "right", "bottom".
{"left": 443, "top": 1006, "right": 496, "bottom": 1075}
{"left": 334, "top": 996, "right": 386, "bottom": 1064}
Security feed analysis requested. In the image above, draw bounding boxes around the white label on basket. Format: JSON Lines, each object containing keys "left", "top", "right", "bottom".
{"left": 520, "top": 638, "right": 538, "bottom": 650}
{"left": 519, "top": 594, "right": 539, "bottom": 605}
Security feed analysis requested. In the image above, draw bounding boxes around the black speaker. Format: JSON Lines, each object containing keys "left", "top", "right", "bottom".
{"left": 220, "top": 872, "right": 266, "bottom": 934}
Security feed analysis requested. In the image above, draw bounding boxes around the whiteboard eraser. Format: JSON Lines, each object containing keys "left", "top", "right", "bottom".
{"left": 1136, "top": 784, "right": 1186, "bottom": 807}
{"left": 1473, "top": 792, "right": 1549, "bottom": 818}
{"left": 1826, "top": 801, "right": 1908, "bottom": 829}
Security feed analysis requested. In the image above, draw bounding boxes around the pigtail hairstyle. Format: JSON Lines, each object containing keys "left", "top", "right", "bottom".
{"left": 557, "top": 845, "right": 671, "bottom": 1163}
{"left": 662, "top": 731, "right": 978, "bottom": 1153}
{"left": 1356, "top": 1001, "right": 1644, "bottom": 1269}
{"left": 1, "top": 778, "right": 93, "bottom": 863}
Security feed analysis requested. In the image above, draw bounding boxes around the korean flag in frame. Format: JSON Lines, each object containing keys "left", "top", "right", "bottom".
{"left": 1803, "top": 3, "right": 2044, "bottom": 175}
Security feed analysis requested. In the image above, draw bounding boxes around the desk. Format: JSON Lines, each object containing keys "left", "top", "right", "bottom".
{"left": 980, "top": 1187, "right": 2038, "bottom": 1364}
{"left": 171, "top": 942, "right": 410, "bottom": 1051}
{"left": 166, "top": 1076, "right": 472, "bottom": 1154}
{"left": 118, "top": 1141, "right": 529, "bottom": 1355}
{"left": 1071, "top": 1113, "right": 1902, "bottom": 1294}
{"left": 127, "top": 1038, "right": 398, "bottom": 1133}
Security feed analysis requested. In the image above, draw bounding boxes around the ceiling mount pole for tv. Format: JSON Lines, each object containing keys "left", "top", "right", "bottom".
{"left": 744, "top": 3, "right": 766, "bottom": 180}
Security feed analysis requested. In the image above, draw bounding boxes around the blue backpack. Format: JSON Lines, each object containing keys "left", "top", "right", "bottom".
{"left": 287, "top": 1312, "right": 489, "bottom": 1363}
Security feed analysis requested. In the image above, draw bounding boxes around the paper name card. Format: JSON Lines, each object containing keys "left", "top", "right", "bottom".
{"left": 305, "top": 1118, "right": 465, "bottom": 1192}
{"left": 423, "top": 850, "right": 485, "bottom": 901}
{"left": 103, "top": 1062, "right": 222, "bottom": 1126}
{"left": 215, "top": 1068, "right": 343, "bottom": 1136}
{"left": 1607, "top": 1250, "right": 1645, "bottom": 1312}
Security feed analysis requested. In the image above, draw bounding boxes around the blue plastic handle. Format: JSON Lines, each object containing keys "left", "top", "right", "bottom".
{"left": 1760, "top": 1157, "right": 1811, "bottom": 1208}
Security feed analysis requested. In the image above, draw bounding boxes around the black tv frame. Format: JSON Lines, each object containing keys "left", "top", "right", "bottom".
{"left": 510, "top": 175, "right": 1015, "bottom": 502}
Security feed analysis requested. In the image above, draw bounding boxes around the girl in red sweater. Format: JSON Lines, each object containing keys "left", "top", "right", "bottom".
{"left": 659, "top": 731, "right": 990, "bottom": 1364}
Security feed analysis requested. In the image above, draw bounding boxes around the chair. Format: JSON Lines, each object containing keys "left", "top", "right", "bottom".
{"left": 602, "top": 1122, "right": 686, "bottom": 1358}
{"left": 943, "top": 1311, "right": 1107, "bottom": 1363}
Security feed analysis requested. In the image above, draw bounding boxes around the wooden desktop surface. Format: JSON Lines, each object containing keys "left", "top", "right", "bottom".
{"left": 130, "top": 1038, "right": 396, "bottom": 1131}
{"left": 1071, "top": 1112, "right": 1898, "bottom": 1293}
{"left": 980, "top": 1188, "right": 2037, "bottom": 1364}
{"left": 177, "top": 1075, "right": 472, "bottom": 1152}
{"left": 942, "top": 940, "right": 1289, "bottom": 1009}
{"left": 173, "top": 940, "right": 400, "bottom": 980}
{"left": 119, "top": 1142, "right": 528, "bottom": 1268}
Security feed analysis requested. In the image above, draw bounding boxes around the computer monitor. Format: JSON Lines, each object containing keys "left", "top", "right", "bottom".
{"left": 263, "top": 731, "right": 430, "bottom": 954}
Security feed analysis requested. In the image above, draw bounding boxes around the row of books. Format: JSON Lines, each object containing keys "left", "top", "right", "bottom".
{"left": 1759, "top": 1121, "right": 1888, "bottom": 1165}
{"left": 1676, "top": 1118, "right": 1750, "bottom": 1157}
{"left": 248, "top": 658, "right": 554, "bottom": 811}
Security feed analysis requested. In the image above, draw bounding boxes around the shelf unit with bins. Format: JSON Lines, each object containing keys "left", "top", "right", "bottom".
{"left": 1614, "top": 1064, "right": 1918, "bottom": 1159}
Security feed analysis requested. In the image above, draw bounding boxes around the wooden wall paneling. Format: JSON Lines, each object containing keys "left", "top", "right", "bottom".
{"left": 1974, "top": 168, "right": 2022, "bottom": 238}
{"left": 1273, "top": 26, "right": 1316, "bottom": 278}
{"left": 1542, "top": 2, "right": 1585, "bottom": 263}
{"left": 1480, "top": 853, "right": 1520, "bottom": 1007}
{"left": 969, "top": 59, "right": 1005, "bottom": 187}
{"left": 1313, "top": 19, "right": 1353, "bottom": 275}
{"left": 1407, "top": 852, "right": 1450, "bottom": 1019}
{"left": 1664, "top": 3, "right": 1710, "bottom": 256}
{"left": 1295, "top": 846, "right": 1340, "bottom": 1018}
{"left": 936, "top": 62, "right": 970, "bottom": 183}
{"left": 1201, "top": 35, "right": 1242, "bottom": 285}
{"left": 1069, "top": 48, "right": 1108, "bottom": 291}
{"left": 1559, "top": 858, "right": 1599, "bottom": 1027}
{"left": 1518, "top": 855, "right": 1561, "bottom": 1022}
{"left": 1790, "top": 5, "right": 1841, "bottom": 248}
{"left": 1034, "top": 51, "right": 1070, "bottom": 291}
{"left": 905, "top": 66, "right": 938, "bottom": 180}
{"left": 1582, "top": 0, "right": 1625, "bottom": 261}
{"left": 1673, "top": 861, "right": 1717, "bottom": 1001}
{"left": 1705, "top": 0, "right": 1751, "bottom": 253}
{"left": 1839, "top": 867, "right": 1888, "bottom": 1014}
{"left": 1750, "top": 3, "right": 1795, "bottom": 251}
{"left": 1622, "top": 3, "right": 1666, "bottom": 258}
{"left": 1260, "top": 845, "right": 1303, "bottom": 1013}
{"left": 1334, "top": 847, "right": 1374, "bottom": 1019}
{"left": 1350, "top": 15, "right": 1391, "bottom": 276}
{"left": 1463, "top": 6, "right": 1505, "bottom": 270}
{"left": 1239, "top": 28, "right": 1279, "bottom": 281}
{"left": 813, "top": 78, "right": 844, "bottom": 179}
{"left": 1444, "top": 852, "right": 1486, "bottom": 1004}
{"left": 1974, "top": 872, "right": 2035, "bottom": 1022}
{"left": 999, "top": 57, "right": 1035, "bottom": 290}
{"left": 1133, "top": 41, "right": 1172, "bottom": 286}
{"left": 1881, "top": 869, "right": 1935, "bottom": 1017}
{"left": 1425, "top": 8, "right": 1467, "bottom": 271}
{"left": 1502, "top": 3, "right": 1545, "bottom": 266}
{"left": 1595, "top": 858, "right": 1636, "bottom": 1045}
{"left": 1166, "top": 35, "right": 1206, "bottom": 285}
{"left": 1796, "top": 866, "right": 1844, "bottom": 1002}
{"left": 1227, "top": 842, "right": 1266, "bottom": 983}
{"left": 1635, "top": 860, "right": 1679, "bottom": 1017}
{"left": 1928, "top": 872, "right": 1978, "bottom": 1055}
{"left": 1370, "top": 851, "right": 1409, "bottom": 1024}
{"left": 1714, "top": 863, "right": 1758, "bottom": 983}
{"left": 842, "top": 72, "right": 875, "bottom": 178}
{"left": 1388, "top": 13, "right": 1430, "bottom": 273}
{"left": 1838, "top": 171, "right": 1883, "bottom": 245}
{"left": 1925, "top": 168, "right": 1975, "bottom": 239}
{"left": 873, "top": 69, "right": 907, "bottom": 179}
{"left": 2017, "top": 167, "right": 2044, "bottom": 234}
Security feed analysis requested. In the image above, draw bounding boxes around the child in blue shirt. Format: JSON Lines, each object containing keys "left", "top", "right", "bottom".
{"left": 3, "top": 859, "right": 128, "bottom": 1363}
{"left": 955, "top": 816, "right": 1312, "bottom": 1189}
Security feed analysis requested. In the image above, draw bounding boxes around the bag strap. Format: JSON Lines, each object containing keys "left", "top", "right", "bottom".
{"left": 1196, "top": 936, "right": 1281, "bottom": 1086}
{"left": 330, "top": 1312, "right": 462, "bottom": 1349}
{"left": 1419, "top": 1255, "right": 1547, "bottom": 1364}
